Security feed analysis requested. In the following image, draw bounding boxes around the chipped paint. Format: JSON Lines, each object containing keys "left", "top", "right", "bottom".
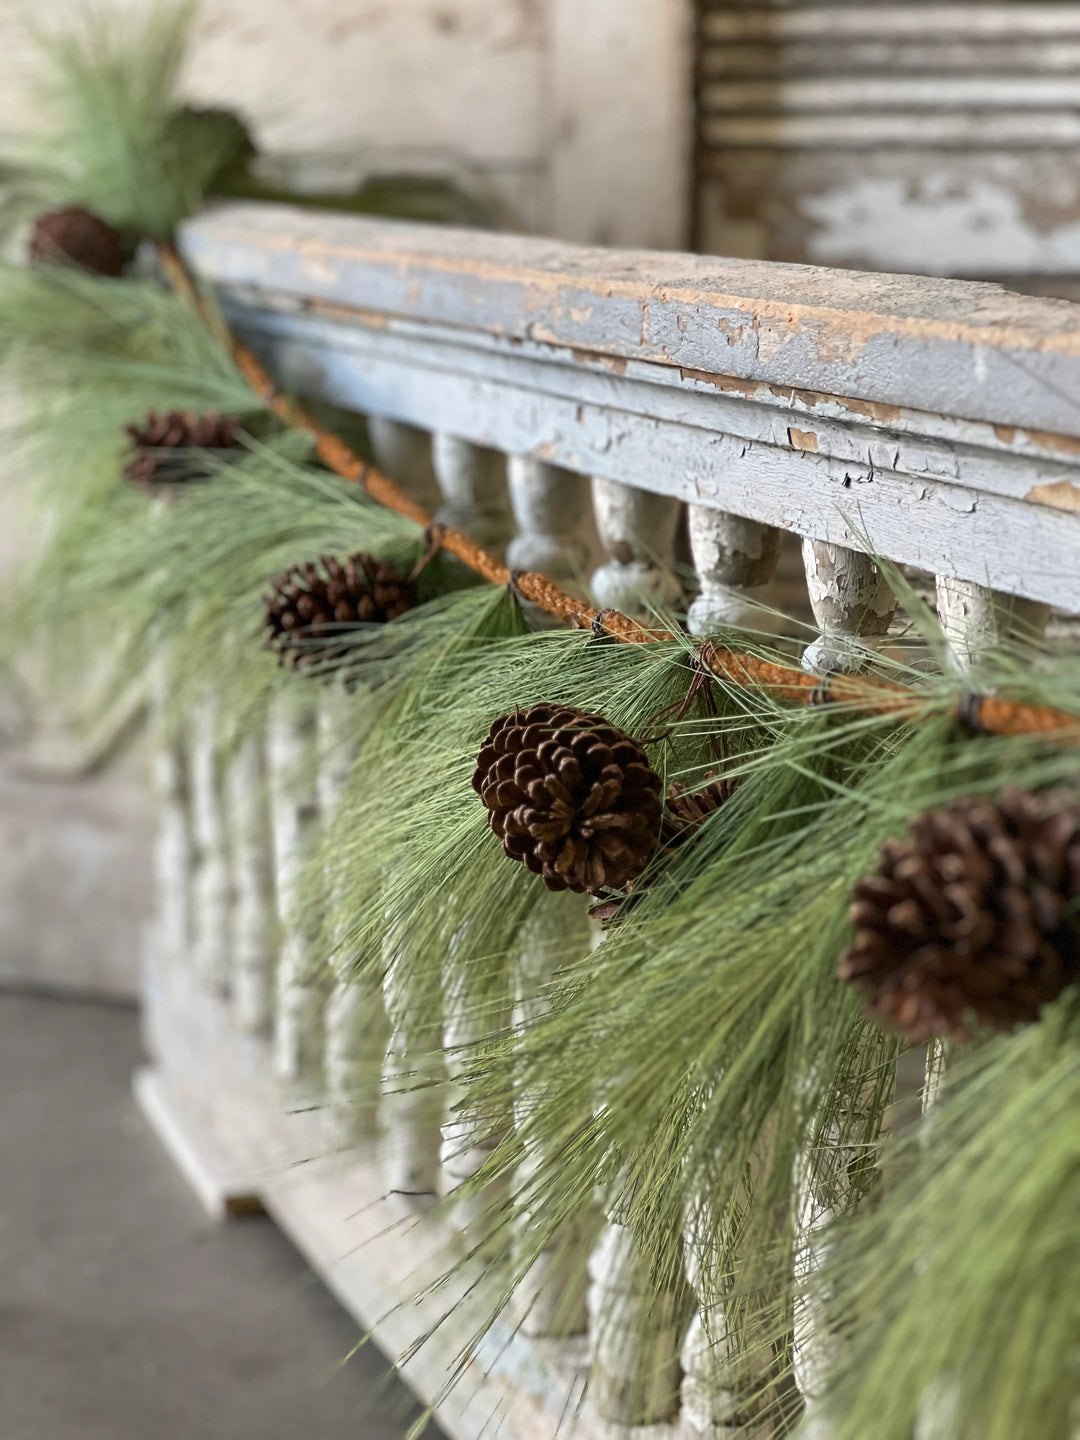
{"left": 789, "top": 427, "right": 819, "bottom": 452}
{"left": 1027, "top": 480, "right": 1080, "bottom": 514}
{"left": 573, "top": 349, "right": 628, "bottom": 375}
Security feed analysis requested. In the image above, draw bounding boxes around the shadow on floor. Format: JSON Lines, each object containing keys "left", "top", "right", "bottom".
{"left": 0, "top": 991, "right": 444, "bottom": 1440}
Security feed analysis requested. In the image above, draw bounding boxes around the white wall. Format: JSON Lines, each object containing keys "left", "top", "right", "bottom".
{"left": 0, "top": 0, "right": 693, "bottom": 998}
{"left": 0, "top": 0, "right": 693, "bottom": 244}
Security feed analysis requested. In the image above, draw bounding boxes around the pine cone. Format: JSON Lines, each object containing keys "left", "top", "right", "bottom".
{"left": 839, "top": 788, "right": 1080, "bottom": 1042}
{"left": 663, "top": 773, "right": 738, "bottom": 843}
{"left": 472, "top": 704, "right": 665, "bottom": 894}
{"left": 28, "top": 207, "right": 125, "bottom": 276}
{"left": 123, "top": 410, "right": 240, "bottom": 488}
{"left": 264, "top": 552, "right": 417, "bottom": 669}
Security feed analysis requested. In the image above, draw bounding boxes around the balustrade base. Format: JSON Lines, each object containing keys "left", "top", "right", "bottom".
{"left": 140, "top": 957, "right": 707, "bottom": 1440}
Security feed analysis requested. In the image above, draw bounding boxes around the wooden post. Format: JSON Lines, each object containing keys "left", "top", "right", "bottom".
{"left": 590, "top": 478, "right": 682, "bottom": 616}
{"left": 367, "top": 416, "right": 441, "bottom": 514}
{"left": 935, "top": 576, "right": 1050, "bottom": 673}
{"left": 189, "top": 693, "right": 231, "bottom": 995}
{"left": 912, "top": 578, "right": 1050, "bottom": 1440}
{"left": 506, "top": 455, "right": 592, "bottom": 584}
{"left": 512, "top": 891, "right": 596, "bottom": 1336}
{"left": 318, "top": 682, "right": 387, "bottom": 1139}
{"left": 586, "top": 923, "right": 689, "bottom": 1424}
{"left": 687, "top": 507, "right": 782, "bottom": 635}
{"left": 226, "top": 730, "right": 275, "bottom": 1035}
{"left": 430, "top": 433, "right": 511, "bottom": 556}
{"left": 587, "top": 1216, "right": 688, "bottom": 1424}
{"left": 792, "top": 548, "right": 902, "bottom": 1432}
{"left": 267, "top": 689, "right": 323, "bottom": 1083}
{"left": 148, "top": 650, "right": 193, "bottom": 969}
{"left": 801, "top": 541, "right": 896, "bottom": 674}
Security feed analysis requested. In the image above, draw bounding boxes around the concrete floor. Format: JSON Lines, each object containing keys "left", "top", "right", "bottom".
{"left": 0, "top": 991, "right": 441, "bottom": 1440}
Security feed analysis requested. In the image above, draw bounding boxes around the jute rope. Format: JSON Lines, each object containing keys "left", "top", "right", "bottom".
{"left": 159, "top": 244, "right": 1080, "bottom": 746}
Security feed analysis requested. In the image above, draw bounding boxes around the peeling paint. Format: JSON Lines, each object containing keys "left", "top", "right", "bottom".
{"left": 573, "top": 350, "right": 628, "bottom": 375}
{"left": 1027, "top": 480, "right": 1080, "bottom": 514}
{"left": 789, "top": 427, "right": 819, "bottom": 452}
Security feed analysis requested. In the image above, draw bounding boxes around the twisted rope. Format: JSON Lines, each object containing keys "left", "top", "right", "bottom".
{"left": 158, "top": 243, "right": 1080, "bottom": 747}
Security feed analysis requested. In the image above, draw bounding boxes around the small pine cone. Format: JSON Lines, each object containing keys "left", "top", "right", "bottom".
{"left": 472, "top": 704, "right": 665, "bottom": 894}
{"left": 264, "top": 552, "right": 417, "bottom": 668}
{"left": 839, "top": 788, "right": 1080, "bottom": 1042}
{"left": 123, "top": 410, "right": 240, "bottom": 488}
{"left": 662, "top": 773, "right": 738, "bottom": 844}
{"left": 29, "top": 207, "right": 125, "bottom": 276}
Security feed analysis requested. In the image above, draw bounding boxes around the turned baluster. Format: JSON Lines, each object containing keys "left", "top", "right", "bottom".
{"left": 935, "top": 577, "right": 1050, "bottom": 674}
{"left": 226, "top": 730, "right": 275, "bottom": 1035}
{"left": 506, "top": 455, "right": 592, "bottom": 587}
{"left": 801, "top": 541, "right": 896, "bottom": 674}
{"left": 590, "top": 479, "right": 682, "bottom": 616}
{"left": 793, "top": 544, "right": 900, "bottom": 1433}
{"left": 687, "top": 507, "right": 782, "bottom": 636}
{"left": 913, "top": 579, "right": 1050, "bottom": 1440}
{"left": 586, "top": 925, "right": 689, "bottom": 1424}
{"left": 381, "top": 912, "right": 445, "bottom": 1205}
{"left": 189, "top": 694, "right": 231, "bottom": 995}
{"left": 512, "top": 892, "right": 596, "bottom": 1335}
{"left": 431, "top": 433, "right": 511, "bottom": 556}
{"left": 441, "top": 934, "right": 512, "bottom": 1235}
{"left": 319, "top": 681, "right": 387, "bottom": 1138}
{"left": 148, "top": 650, "right": 193, "bottom": 970}
{"left": 267, "top": 689, "right": 322, "bottom": 1083}
{"left": 367, "top": 417, "right": 441, "bottom": 514}
{"left": 587, "top": 1210, "right": 689, "bottom": 1425}
{"left": 431, "top": 432, "right": 515, "bottom": 1214}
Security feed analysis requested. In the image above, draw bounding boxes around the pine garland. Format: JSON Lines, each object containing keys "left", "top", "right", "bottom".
{"left": 5, "top": 10, "right": 1080, "bottom": 1439}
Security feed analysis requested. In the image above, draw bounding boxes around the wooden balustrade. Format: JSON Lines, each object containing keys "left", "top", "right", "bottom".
{"left": 129, "top": 202, "right": 1080, "bottom": 1440}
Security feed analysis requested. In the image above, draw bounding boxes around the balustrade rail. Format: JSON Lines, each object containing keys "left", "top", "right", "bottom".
{"left": 136, "top": 200, "right": 1080, "bottom": 1440}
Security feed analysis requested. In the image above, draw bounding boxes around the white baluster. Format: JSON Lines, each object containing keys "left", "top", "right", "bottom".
{"left": 687, "top": 507, "right": 781, "bottom": 635}
{"left": 801, "top": 541, "right": 896, "bottom": 674}
{"left": 506, "top": 455, "right": 591, "bottom": 582}
{"left": 149, "top": 651, "right": 192, "bottom": 968}
{"left": 935, "top": 577, "right": 1050, "bottom": 674}
{"left": 441, "top": 936, "right": 512, "bottom": 1235}
{"left": 793, "top": 1077, "right": 886, "bottom": 1439}
{"left": 318, "top": 681, "right": 388, "bottom": 1138}
{"left": 590, "top": 479, "right": 682, "bottom": 615}
{"left": 586, "top": 923, "right": 689, "bottom": 1424}
{"left": 587, "top": 1213, "right": 688, "bottom": 1424}
{"left": 512, "top": 891, "right": 595, "bottom": 1336}
{"left": 431, "top": 433, "right": 511, "bottom": 555}
{"left": 381, "top": 916, "right": 445, "bottom": 1206}
{"left": 793, "top": 551, "right": 901, "bottom": 1432}
{"left": 267, "top": 689, "right": 323, "bottom": 1083}
{"left": 367, "top": 416, "right": 441, "bottom": 514}
{"left": 226, "top": 730, "right": 275, "bottom": 1035}
{"left": 427, "top": 433, "right": 514, "bottom": 1214}
{"left": 189, "top": 693, "right": 231, "bottom": 995}
{"left": 913, "top": 581, "right": 1050, "bottom": 1440}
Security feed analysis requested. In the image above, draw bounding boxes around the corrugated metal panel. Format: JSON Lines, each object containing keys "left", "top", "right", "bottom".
{"left": 693, "top": 1, "right": 1080, "bottom": 282}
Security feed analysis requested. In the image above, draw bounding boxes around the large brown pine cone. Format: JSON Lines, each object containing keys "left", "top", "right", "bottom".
{"left": 29, "top": 207, "right": 125, "bottom": 276}
{"left": 264, "top": 552, "right": 417, "bottom": 669}
{"left": 124, "top": 410, "right": 240, "bottom": 488}
{"left": 472, "top": 704, "right": 665, "bottom": 894}
{"left": 839, "top": 788, "right": 1080, "bottom": 1042}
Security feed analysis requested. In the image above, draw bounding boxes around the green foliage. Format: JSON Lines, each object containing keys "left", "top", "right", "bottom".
{"left": 3, "top": 2, "right": 244, "bottom": 239}
{"left": 817, "top": 991, "right": 1080, "bottom": 1440}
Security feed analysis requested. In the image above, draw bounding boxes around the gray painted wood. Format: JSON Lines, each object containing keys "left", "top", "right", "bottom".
{"left": 181, "top": 203, "right": 1080, "bottom": 435}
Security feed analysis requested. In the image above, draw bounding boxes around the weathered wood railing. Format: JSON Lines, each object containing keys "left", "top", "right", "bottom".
{"left": 136, "top": 201, "right": 1080, "bottom": 1440}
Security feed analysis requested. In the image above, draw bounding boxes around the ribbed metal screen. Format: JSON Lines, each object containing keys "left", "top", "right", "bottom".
{"left": 693, "top": 2, "right": 1080, "bottom": 284}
